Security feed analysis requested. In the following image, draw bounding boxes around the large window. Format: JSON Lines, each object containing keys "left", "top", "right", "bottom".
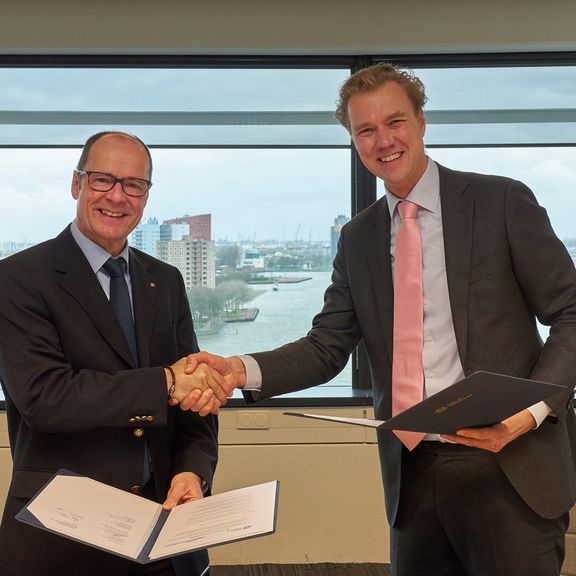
{"left": 1, "top": 56, "right": 576, "bottom": 407}
{"left": 416, "top": 64, "right": 576, "bottom": 332}
{"left": 0, "top": 61, "right": 357, "bottom": 406}
{"left": 372, "top": 63, "right": 576, "bottom": 262}
{"left": 385, "top": 62, "right": 576, "bottom": 342}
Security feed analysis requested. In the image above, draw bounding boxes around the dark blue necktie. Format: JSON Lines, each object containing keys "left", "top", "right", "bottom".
{"left": 102, "top": 257, "right": 150, "bottom": 485}
{"left": 102, "top": 257, "right": 139, "bottom": 366}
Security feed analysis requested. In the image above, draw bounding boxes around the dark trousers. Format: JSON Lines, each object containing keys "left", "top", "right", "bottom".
{"left": 128, "top": 564, "right": 209, "bottom": 576}
{"left": 391, "top": 442, "right": 569, "bottom": 576}
{"left": 127, "top": 560, "right": 177, "bottom": 576}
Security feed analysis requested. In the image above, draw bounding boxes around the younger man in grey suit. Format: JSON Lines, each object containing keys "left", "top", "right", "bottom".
{"left": 190, "top": 65, "right": 576, "bottom": 576}
{"left": 0, "top": 131, "right": 228, "bottom": 576}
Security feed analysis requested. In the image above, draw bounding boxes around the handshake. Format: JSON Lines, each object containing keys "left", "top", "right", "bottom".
{"left": 164, "top": 352, "right": 247, "bottom": 416}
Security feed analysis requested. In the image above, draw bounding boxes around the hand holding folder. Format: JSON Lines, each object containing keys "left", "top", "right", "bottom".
{"left": 285, "top": 371, "right": 564, "bottom": 434}
{"left": 17, "top": 471, "right": 279, "bottom": 564}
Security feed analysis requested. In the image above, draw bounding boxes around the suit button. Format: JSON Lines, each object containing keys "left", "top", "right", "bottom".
{"left": 130, "top": 485, "right": 143, "bottom": 495}
{"left": 146, "top": 416, "right": 155, "bottom": 423}
{"left": 129, "top": 417, "right": 136, "bottom": 424}
{"left": 133, "top": 428, "right": 145, "bottom": 438}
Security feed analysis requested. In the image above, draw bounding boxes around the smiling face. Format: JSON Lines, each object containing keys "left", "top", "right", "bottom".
{"left": 71, "top": 134, "right": 150, "bottom": 256}
{"left": 348, "top": 81, "right": 428, "bottom": 199}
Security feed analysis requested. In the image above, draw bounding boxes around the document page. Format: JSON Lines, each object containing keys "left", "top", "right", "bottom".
{"left": 26, "top": 475, "right": 161, "bottom": 559}
{"left": 284, "top": 412, "right": 385, "bottom": 428}
{"left": 149, "top": 481, "right": 278, "bottom": 560}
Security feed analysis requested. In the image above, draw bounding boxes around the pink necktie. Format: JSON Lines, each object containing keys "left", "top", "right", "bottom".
{"left": 392, "top": 201, "right": 425, "bottom": 450}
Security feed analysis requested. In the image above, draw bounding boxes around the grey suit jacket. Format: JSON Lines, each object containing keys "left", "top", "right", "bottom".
{"left": 249, "top": 164, "right": 576, "bottom": 525}
{"left": 0, "top": 226, "right": 217, "bottom": 576}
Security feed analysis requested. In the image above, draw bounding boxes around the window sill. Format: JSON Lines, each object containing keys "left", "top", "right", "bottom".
{"left": 225, "top": 386, "right": 373, "bottom": 408}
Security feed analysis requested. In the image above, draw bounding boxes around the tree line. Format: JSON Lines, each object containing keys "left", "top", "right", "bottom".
{"left": 187, "top": 279, "right": 262, "bottom": 329}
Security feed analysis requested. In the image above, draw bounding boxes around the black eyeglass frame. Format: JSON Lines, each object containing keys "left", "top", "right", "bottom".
{"left": 75, "top": 169, "right": 152, "bottom": 197}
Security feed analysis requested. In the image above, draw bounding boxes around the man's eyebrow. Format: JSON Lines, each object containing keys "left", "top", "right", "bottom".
{"left": 352, "top": 111, "right": 408, "bottom": 130}
{"left": 387, "top": 110, "right": 408, "bottom": 120}
{"left": 352, "top": 121, "right": 373, "bottom": 131}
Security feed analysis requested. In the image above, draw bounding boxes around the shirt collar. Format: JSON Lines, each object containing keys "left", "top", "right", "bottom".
{"left": 385, "top": 157, "right": 440, "bottom": 217}
{"left": 70, "top": 221, "right": 131, "bottom": 274}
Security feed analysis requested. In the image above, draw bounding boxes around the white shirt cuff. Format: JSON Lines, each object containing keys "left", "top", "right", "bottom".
{"left": 238, "top": 355, "right": 262, "bottom": 391}
{"left": 527, "top": 401, "right": 552, "bottom": 428}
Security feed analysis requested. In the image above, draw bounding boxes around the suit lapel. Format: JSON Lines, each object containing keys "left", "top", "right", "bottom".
{"left": 363, "top": 199, "right": 395, "bottom": 356}
{"left": 438, "top": 165, "right": 474, "bottom": 369}
{"left": 129, "top": 249, "right": 158, "bottom": 369}
{"left": 53, "top": 227, "right": 137, "bottom": 368}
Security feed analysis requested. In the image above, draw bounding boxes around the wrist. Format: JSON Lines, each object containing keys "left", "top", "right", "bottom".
{"left": 164, "top": 365, "right": 176, "bottom": 399}
{"left": 229, "top": 355, "right": 250, "bottom": 388}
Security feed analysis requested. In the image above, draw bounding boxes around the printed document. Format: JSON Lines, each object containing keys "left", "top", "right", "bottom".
{"left": 18, "top": 472, "right": 279, "bottom": 563}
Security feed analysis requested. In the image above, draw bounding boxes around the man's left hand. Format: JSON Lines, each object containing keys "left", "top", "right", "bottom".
{"left": 441, "top": 409, "right": 536, "bottom": 453}
{"left": 162, "top": 471, "right": 205, "bottom": 510}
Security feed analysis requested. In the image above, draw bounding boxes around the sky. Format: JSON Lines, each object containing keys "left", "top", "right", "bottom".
{"left": 1, "top": 65, "right": 576, "bottom": 244}
{"left": 0, "top": 147, "right": 351, "bottom": 244}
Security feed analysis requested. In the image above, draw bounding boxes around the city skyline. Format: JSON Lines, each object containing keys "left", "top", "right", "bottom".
{"left": 2, "top": 146, "right": 576, "bottom": 248}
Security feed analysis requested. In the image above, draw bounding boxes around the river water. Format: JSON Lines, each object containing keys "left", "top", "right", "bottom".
{"left": 198, "top": 270, "right": 352, "bottom": 389}
{"left": 2, "top": 256, "right": 574, "bottom": 403}
{"left": 199, "top": 250, "right": 576, "bottom": 393}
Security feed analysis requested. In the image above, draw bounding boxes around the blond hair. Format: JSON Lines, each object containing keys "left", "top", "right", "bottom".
{"left": 335, "top": 63, "right": 428, "bottom": 132}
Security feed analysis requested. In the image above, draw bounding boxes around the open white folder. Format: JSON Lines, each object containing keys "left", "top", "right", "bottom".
{"left": 285, "top": 371, "right": 564, "bottom": 434}
{"left": 17, "top": 470, "right": 279, "bottom": 563}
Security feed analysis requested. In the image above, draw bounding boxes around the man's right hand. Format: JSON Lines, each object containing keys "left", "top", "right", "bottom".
{"left": 165, "top": 357, "right": 231, "bottom": 415}
{"left": 177, "top": 353, "right": 247, "bottom": 415}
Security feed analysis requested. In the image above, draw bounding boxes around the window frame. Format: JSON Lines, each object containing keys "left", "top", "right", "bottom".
{"left": 1, "top": 52, "right": 576, "bottom": 410}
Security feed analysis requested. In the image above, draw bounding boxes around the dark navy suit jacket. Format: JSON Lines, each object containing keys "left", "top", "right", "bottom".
{"left": 248, "top": 164, "right": 576, "bottom": 525}
{"left": 0, "top": 225, "right": 217, "bottom": 575}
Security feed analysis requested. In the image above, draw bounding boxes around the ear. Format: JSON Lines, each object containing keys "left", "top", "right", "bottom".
{"left": 417, "top": 110, "right": 426, "bottom": 137}
{"left": 71, "top": 171, "right": 80, "bottom": 200}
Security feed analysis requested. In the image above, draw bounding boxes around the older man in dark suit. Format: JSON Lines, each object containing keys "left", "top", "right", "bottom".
{"left": 190, "top": 65, "right": 576, "bottom": 576}
{"left": 0, "top": 131, "right": 228, "bottom": 576}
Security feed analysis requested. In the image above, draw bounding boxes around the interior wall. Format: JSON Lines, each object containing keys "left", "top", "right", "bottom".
{"left": 0, "top": 0, "right": 575, "bottom": 55}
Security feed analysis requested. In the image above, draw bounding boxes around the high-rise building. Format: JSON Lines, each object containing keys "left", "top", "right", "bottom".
{"left": 132, "top": 215, "right": 216, "bottom": 289}
{"left": 130, "top": 217, "right": 189, "bottom": 258}
{"left": 330, "top": 214, "right": 350, "bottom": 260}
{"left": 157, "top": 237, "right": 216, "bottom": 289}
{"left": 164, "top": 214, "right": 211, "bottom": 241}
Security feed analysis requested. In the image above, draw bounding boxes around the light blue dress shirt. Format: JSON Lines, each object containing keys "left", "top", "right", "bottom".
{"left": 70, "top": 221, "right": 134, "bottom": 313}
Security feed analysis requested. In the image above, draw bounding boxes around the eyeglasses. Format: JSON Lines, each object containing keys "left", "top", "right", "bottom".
{"left": 75, "top": 170, "right": 152, "bottom": 197}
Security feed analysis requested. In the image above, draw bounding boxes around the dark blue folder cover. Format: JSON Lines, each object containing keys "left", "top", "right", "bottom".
{"left": 377, "top": 371, "right": 564, "bottom": 433}
{"left": 285, "top": 371, "right": 565, "bottom": 434}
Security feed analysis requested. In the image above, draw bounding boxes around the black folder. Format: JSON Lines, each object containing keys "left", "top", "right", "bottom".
{"left": 285, "top": 371, "right": 565, "bottom": 434}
